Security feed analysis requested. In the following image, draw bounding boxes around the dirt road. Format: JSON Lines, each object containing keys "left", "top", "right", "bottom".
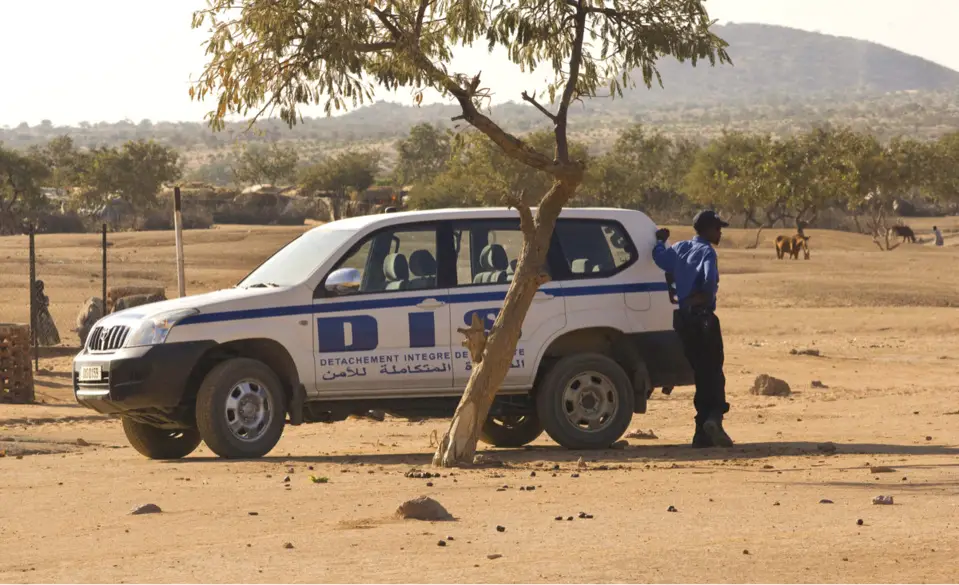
{"left": 2, "top": 223, "right": 958, "bottom": 583}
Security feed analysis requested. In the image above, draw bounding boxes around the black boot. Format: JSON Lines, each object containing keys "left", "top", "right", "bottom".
{"left": 702, "top": 417, "right": 734, "bottom": 448}
{"left": 691, "top": 422, "right": 713, "bottom": 448}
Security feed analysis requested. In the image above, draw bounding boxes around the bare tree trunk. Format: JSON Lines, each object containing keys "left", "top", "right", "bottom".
{"left": 748, "top": 225, "right": 765, "bottom": 249}
{"left": 433, "top": 182, "right": 573, "bottom": 467}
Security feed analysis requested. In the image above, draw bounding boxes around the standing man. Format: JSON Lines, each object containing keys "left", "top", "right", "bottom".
{"left": 652, "top": 210, "right": 733, "bottom": 448}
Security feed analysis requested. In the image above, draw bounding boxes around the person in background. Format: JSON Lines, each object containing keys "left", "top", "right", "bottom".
{"left": 933, "top": 225, "right": 944, "bottom": 247}
{"left": 652, "top": 211, "right": 733, "bottom": 448}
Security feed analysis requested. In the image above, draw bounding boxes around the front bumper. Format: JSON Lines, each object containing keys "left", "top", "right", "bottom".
{"left": 73, "top": 341, "right": 217, "bottom": 415}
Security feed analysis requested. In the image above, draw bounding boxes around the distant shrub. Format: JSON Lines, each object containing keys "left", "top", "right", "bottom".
{"left": 35, "top": 212, "right": 88, "bottom": 234}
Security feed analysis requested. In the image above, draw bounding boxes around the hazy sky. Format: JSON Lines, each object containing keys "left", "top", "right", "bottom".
{"left": 1, "top": 0, "right": 955, "bottom": 127}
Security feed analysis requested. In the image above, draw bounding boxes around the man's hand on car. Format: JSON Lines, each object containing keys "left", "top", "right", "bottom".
{"left": 655, "top": 228, "right": 670, "bottom": 242}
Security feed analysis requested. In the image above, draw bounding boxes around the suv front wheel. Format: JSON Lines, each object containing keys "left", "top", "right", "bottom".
{"left": 195, "top": 358, "right": 287, "bottom": 459}
{"left": 535, "top": 353, "right": 634, "bottom": 450}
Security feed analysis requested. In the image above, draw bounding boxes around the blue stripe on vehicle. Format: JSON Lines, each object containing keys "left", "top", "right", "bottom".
{"left": 178, "top": 281, "right": 669, "bottom": 326}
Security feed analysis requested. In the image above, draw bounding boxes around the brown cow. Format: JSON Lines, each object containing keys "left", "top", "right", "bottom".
{"left": 775, "top": 235, "right": 794, "bottom": 259}
{"left": 775, "top": 233, "right": 811, "bottom": 260}
{"left": 791, "top": 234, "right": 811, "bottom": 260}
{"left": 891, "top": 225, "right": 916, "bottom": 243}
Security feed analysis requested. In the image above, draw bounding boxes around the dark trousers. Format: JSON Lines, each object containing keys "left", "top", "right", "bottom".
{"left": 674, "top": 308, "right": 729, "bottom": 426}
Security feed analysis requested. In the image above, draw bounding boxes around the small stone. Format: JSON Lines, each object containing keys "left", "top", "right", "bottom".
{"left": 870, "top": 466, "right": 896, "bottom": 473}
{"left": 554, "top": 516, "right": 563, "bottom": 521}
{"left": 926, "top": 436, "right": 932, "bottom": 441}
{"left": 667, "top": 505, "right": 678, "bottom": 513}
{"left": 526, "top": 486, "right": 535, "bottom": 491}
{"left": 552, "top": 464, "right": 560, "bottom": 471}
{"left": 872, "top": 495, "right": 894, "bottom": 505}
{"left": 283, "top": 542, "right": 294, "bottom": 549}
{"left": 584, "top": 514, "right": 593, "bottom": 519}
{"left": 130, "top": 503, "right": 162, "bottom": 515}
{"left": 530, "top": 471, "right": 536, "bottom": 477}
{"left": 437, "top": 540, "right": 447, "bottom": 547}
{"left": 283, "top": 476, "right": 291, "bottom": 483}
{"left": 611, "top": 440, "right": 629, "bottom": 449}
{"left": 743, "top": 549, "right": 749, "bottom": 555}
{"left": 811, "top": 380, "right": 828, "bottom": 388}
{"left": 750, "top": 374, "right": 791, "bottom": 396}
{"left": 763, "top": 464, "right": 774, "bottom": 469}
{"left": 248, "top": 512, "right": 259, "bottom": 516}
{"left": 487, "top": 554, "right": 502, "bottom": 560}
{"left": 566, "top": 516, "right": 574, "bottom": 521}
{"left": 473, "top": 454, "right": 486, "bottom": 465}
{"left": 625, "top": 428, "right": 658, "bottom": 440}
{"left": 446, "top": 536, "right": 454, "bottom": 541}
{"left": 773, "top": 502, "right": 780, "bottom": 506}
{"left": 76, "top": 438, "right": 91, "bottom": 447}
{"left": 578, "top": 512, "right": 587, "bottom": 519}
{"left": 570, "top": 473, "right": 580, "bottom": 478}
{"left": 913, "top": 411, "right": 919, "bottom": 415}
{"left": 857, "top": 519, "right": 864, "bottom": 526}
{"left": 495, "top": 525, "right": 506, "bottom": 532}
{"left": 308, "top": 466, "right": 314, "bottom": 471}
{"left": 395, "top": 496, "right": 454, "bottom": 521}
{"left": 426, "top": 482, "right": 433, "bottom": 487}
{"left": 819, "top": 499, "right": 834, "bottom": 504}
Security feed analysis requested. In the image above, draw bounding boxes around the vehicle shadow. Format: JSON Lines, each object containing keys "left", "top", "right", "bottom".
{"left": 173, "top": 441, "right": 959, "bottom": 467}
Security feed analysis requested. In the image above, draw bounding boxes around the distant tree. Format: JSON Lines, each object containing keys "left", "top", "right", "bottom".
{"left": 77, "top": 140, "right": 181, "bottom": 228}
{"left": 582, "top": 124, "right": 696, "bottom": 212}
{"left": 232, "top": 142, "right": 299, "bottom": 185}
{"left": 0, "top": 144, "right": 51, "bottom": 234}
{"left": 29, "top": 135, "right": 87, "bottom": 196}
{"left": 393, "top": 123, "right": 451, "bottom": 185}
{"left": 298, "top": 149, "right": 380, "bottom": 219}
{"left": 191, "top": 0, "right": 730, "bottom": 467}
{"left": 929, "top": 131, "right": 959, "bottom": 212}
{"left": 188, "top": 158, "right": 237, "bottom": 187}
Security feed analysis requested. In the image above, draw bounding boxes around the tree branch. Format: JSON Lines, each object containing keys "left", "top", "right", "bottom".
{"left": 504, "top": 189, "right": 535, "bottom": 238}
{"left": 554, "top": 3, "right": 588, "bottom": 162}
{"left": 413, "top": 0, "right": 430, "bottom": 37}
{"left": 521, "top": 91, "right": 557, "bottom": 122}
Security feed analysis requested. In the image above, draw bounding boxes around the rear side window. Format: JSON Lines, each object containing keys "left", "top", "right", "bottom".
{"left": 554, "top": 220, "right": 636, "bottom": 278}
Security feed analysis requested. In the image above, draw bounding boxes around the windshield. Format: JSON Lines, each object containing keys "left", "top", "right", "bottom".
{"left": 237, "top": 226, "right": 357, "bottom": 288}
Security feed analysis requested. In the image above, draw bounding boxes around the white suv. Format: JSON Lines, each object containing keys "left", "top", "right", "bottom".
{"left": 73, "top": 208, "right": 693, "bottom": 459}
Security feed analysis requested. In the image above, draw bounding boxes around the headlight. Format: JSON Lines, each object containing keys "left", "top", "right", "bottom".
{"left": 125, "top": 309, "right": 199, "bottom": 347}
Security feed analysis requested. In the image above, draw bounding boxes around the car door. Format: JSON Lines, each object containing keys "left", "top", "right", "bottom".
{"left": 312, "top": 222, "right": 453, "bottom": 398}
{"left": 446, "top": 219, "right": 566, "bottom": 391}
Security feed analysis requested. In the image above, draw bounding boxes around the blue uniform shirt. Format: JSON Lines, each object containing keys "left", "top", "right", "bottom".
{"left": 652, "top": 235, "right": 719, "bottom": 311}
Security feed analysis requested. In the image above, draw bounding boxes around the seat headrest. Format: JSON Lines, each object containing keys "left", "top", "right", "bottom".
{"left": 383, "top": 253, "right": 409, "bottom": 281}
{"left": 571, "top": 259, "right": 594, "bottom": 274}
{"left": 480, "top": 244, "right": 509, "bottom": 271}
{"left": 408, "top": 249, "right": 437, "bottom": 277}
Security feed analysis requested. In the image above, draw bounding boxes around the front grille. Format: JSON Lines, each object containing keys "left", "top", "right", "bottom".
{"left": 87, "top": 325, "right": 130, "bottom": 352}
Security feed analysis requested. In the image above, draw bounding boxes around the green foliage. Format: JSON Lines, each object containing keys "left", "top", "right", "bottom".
{"left": 75, "top": 140, "right": 182, "bottom": 225}
{"left": 581, "top": 124, "right": 698, "bottom": 212}
{"left": 0, "top": 144, "right": 51, "bottom": 233}
{"left": 232, "top": 142, "right": 299, "bottom": 185}
{"left": 298, "top": 149, "right": 381, "bottom": 218}
{"left": 393, "top": 123, "right": 451, "bottom": 185}
{"left": 406, "top": 130, "right": 591, "bottom": 209}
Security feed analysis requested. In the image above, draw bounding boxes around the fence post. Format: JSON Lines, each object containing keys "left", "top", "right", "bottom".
{"left": 101, "top": 223, "right": 107, "bottom": 309}
{"left": 174, "top": 186, "right": 186, "bottom": 298}
{"left": 28, "top": 224, "right": 38, "bottom": 373}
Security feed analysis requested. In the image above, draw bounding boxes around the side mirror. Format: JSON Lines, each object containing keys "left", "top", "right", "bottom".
{"left": 325, "top": 267, "right": 362, "bottom": 295}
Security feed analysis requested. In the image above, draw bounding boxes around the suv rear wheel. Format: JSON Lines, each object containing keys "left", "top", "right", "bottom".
{"left": 122, "top": 417, "right": 202, "bottom": 460}
{"left": 535, "top": 353, "right": 634, "bottom": 450}
{"left": 479, "top": 412, "right": 544, "bottom": 447}
{"left": 195, "top": 358, "right": 286, "bottom": 459}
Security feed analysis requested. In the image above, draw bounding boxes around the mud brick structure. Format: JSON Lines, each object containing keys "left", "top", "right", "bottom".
{"left": 0, "top": 323, "right": 35, "bottom": 404}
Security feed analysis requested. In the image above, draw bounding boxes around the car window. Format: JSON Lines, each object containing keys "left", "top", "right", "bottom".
{"left": 452, "top": 221, "right": 548, "bottom": 286}
{"left": 330, "top": 225, "right": 439, "bottom": 294}
{"left": 238, "top": 226, "right": 356, "bottom": 288}
{"left": 554, "top": 220, "right": 636, "bottom": 278}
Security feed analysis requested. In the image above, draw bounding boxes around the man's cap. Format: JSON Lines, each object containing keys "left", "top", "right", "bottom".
{"left": 693, "top": 210, "right": 729, "bottom": 230}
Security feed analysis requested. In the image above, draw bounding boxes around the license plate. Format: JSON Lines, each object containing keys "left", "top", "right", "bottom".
{"left": 78, "top": 366, "right": 102, "bottom": 382}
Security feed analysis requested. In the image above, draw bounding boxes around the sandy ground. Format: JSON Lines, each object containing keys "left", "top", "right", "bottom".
{"left": 2, "top": 220, "right": 959, "bottom": 583}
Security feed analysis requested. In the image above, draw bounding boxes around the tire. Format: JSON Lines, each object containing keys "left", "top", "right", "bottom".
{"left": 195, "top": 358, "right": 287, "bottom": 459}
{"left": 535, "top": 353, "right": 635, "bottom": 450}
{"left": 479, "top": 412, "right": 544, "bottom": 448}
{"left": 122, "top": 417, "right": 202, "bottom": 460}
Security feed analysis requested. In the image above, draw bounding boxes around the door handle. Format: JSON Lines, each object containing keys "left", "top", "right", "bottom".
{"left": 417, "top": 299, "right": 446, "bottom": 309}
